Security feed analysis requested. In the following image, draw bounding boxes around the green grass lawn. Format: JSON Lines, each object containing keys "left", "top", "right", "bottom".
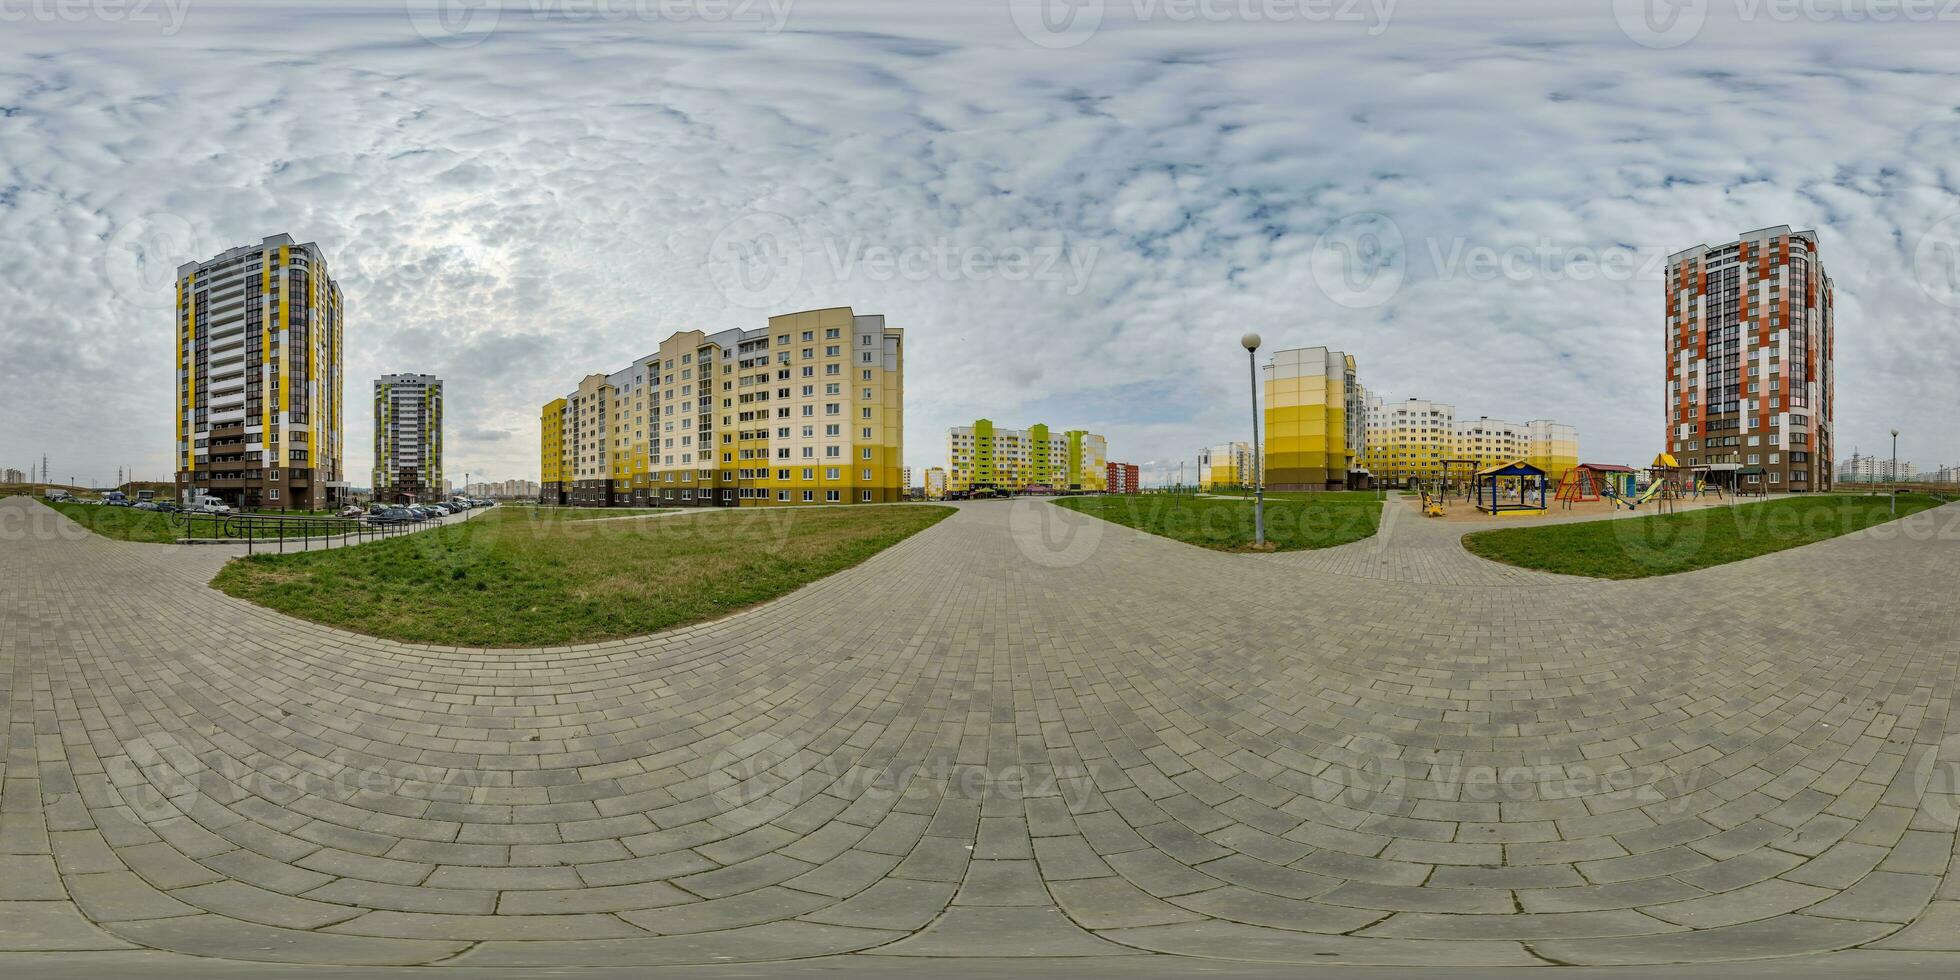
{"left": 513, "top": 506, "right": 678, "bottom": 521}
{"left": 211, "top": 504, "right": 955, "bottom": 647}
{"left": 40, "top": 502, "right": 204, "bottom": 543}
{"left": 1462, "top": 493, "right": 1949, "bottom": 579}
{"left": 1202, "top": 489, "right": 1382, "bottom": 502}
{"left": 1056, "top": 493, "right": 1380, "bottom": 552}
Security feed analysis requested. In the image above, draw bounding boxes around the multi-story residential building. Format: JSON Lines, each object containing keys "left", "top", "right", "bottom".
{"left": 372, "top": 373, "right": 442, "bottom": 503}
{"left": 538, "top": 307, "right": 904, "bottom": 507}
{"left": 1666, "top": 225, "right": 1834, "bottom": 491}
{"left": 1837, "top": 453, "right": 1913, "bottom": 484}
{"left": 901, "top": 467, "right": 913, "bottom": 493}
{"left": 1361, "top": 397, "right": 1455, "bottom": 485}
{"left": 947, "top": 421, "right": 1107, "bottom": 492}
{"left": 923, "top": 467, "right": 947, "bottom": 499}
{"left": 1263, "top": 346, "right": 1365, "bottom": 490}
{"left": 1197, "top": 441, "right": 1255, "bottom": 490}
{"left": 539, "top": 398, "right": 568, "bottom": 503}
{"left": 1106, "top": 461, "right": 1141, "bottom": 494}
{"left": 174, "top": 234, "right": 344, "bottom": 510}
{"left": 1361, "top": 395, "right": 1578, "bottom": 487}
{"left": 1455, "top": 417, "right": 1577, "bottom": 482}
{"left": 469, "top": 479, "right": 540, "bottom": 499}
{"left": 1, "top": 467, "right": 24, "bottom": 484}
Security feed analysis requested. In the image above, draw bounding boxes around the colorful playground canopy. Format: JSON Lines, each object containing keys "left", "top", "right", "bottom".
{"left": 1652, "top": 452, "right": 1680, "bottom": 469}
{"left": 1476, "top": 460, "right": 1546, "bottom": 479}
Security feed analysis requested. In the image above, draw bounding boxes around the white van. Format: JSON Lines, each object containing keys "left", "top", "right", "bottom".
{"left": 193, "top": 495, "right": 232, "bottom": 514}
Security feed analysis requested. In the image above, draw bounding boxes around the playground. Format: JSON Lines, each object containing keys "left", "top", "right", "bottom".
{"left": 1404, "top": 488, "right": 1744, "bottom": 523}
{"left": 1407, "top": 455, "right": 1752, "bottom": 524}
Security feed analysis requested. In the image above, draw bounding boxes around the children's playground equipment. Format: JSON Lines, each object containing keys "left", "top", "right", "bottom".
{"left": 1555, "top": 463, "right": 1638, "bottom": 508}
{"left": 1418, "top": 479, "right": 1447, "bottom": 517}
{"left": 1441, "top": 459, "right": 1480, "bottom": 502}
{"left": 1474, "top": 460, "right": 1549, "bottom": 515}
{"left": 1640, "top": 453, "right": 1689, "bottom": 515}
{"left": 1734, "top": 466, "right": 1769, "bottom": 498}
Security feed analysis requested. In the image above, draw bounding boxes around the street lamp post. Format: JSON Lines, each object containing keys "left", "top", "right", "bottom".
{"left": 1890, "top": 428, "right": 1899, "bottom": 515}
{"left": 1241, "top": 332, "right": 1265, "bottom": 547}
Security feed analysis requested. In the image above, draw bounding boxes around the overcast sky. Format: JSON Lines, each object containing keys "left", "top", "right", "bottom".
{"left": 3, "top": 0, "right": 1957, "bottom": 488}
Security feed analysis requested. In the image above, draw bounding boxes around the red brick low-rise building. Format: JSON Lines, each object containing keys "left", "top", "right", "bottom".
{"left": 1106, "top": 461, "right": 1140, "bottom": 494}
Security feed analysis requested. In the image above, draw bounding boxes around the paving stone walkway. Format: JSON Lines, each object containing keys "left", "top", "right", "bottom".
{"left": 2, "top": 494, "right": 1958, "bottom": 969}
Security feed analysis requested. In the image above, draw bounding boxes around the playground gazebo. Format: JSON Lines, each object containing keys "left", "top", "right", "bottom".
{"left": 1474, "top": 459, "right": 1549, "bottom": 515}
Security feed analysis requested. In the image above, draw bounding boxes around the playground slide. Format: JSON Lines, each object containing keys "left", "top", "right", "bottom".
{"left": 1635, "top": 481, "right": 1666, "bottom": 505}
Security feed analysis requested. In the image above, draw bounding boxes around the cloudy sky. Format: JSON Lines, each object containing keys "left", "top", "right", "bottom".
{"left": 3, "top": 0, "right": 1958, "bottom": 488}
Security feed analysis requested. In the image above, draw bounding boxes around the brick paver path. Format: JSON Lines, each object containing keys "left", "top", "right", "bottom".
{"left": 3, "top": 494, "right": 1958, "bottom": 968}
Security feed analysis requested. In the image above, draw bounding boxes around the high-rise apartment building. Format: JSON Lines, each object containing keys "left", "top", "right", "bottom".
{"left": 1, "top": 468, "right": 24, "bottom": 484}
{"left": 1360, "top": 396, "right": 1578, "bottom": 487}
{"left": 1263, "top": 346, "right": 1365, "bottom": 490}
{"left": 1106, "top": 461, "right": 1141, "bottom": 494}
{"left": 1197, "top": 441, "right": 1255, "bottom": 490}
{"left": 539, "top": 398, "right": 568, "bottom": 503}
{"left": 539, "top": 307, "right": 904, "bottom": 507}
{"left": 372, "top": 374, "right": 443, "bottom": 503}
{"left": 947, "top": 420, "right": 1107, "bottom": 493}
{"left": 923, "top": 467, "right": 948, "bottom": 499}
{"left": 174, "top": 234, "right": 344, "bottom": 510}
{"left": 1666, "top": 226, "right": 1834, "bottom": 491}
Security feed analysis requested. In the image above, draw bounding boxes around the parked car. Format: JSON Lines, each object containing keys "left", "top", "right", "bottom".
{"left": 133, "top": 501, "right": 160, "bottom": 511}
{"left": 366, "top": 507, "right": 415, "bottom": 526}
{"left": 153, "top": 502, "right": 181, "bottom": 514}
{"left": 192, "top": 495, "right": 232, "bottom": 514}
{"left": 338, "top": 505, "right": 366, "bottom": 518}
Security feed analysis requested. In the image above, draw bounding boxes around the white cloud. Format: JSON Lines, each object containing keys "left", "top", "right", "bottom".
{"left": 1, "top": 1, "right": 1956, "bottom": 489}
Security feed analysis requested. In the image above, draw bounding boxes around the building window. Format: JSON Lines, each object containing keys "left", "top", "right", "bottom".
{"left": 802, "top": 490, "right": 814, "bottom": 502}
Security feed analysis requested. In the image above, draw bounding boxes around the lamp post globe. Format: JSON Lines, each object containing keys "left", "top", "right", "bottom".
{"left": 1241, "top": 332, "right": 1261, "bottom": 352}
